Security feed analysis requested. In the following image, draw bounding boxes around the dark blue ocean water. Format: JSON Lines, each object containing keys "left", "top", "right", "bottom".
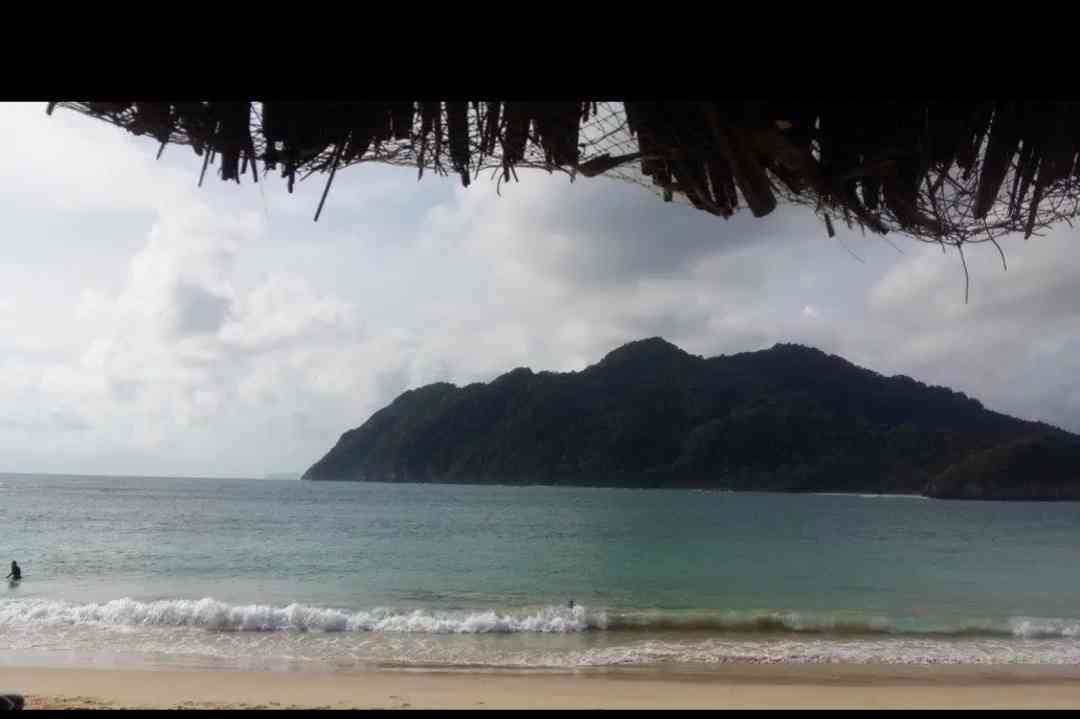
{"left": 2, "top": 474, "right": 1080, "bottom": 670}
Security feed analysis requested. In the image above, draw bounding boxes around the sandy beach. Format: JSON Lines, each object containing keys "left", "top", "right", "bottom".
{"left": 8, "top": 664, "right": 1080, "bottom": 709}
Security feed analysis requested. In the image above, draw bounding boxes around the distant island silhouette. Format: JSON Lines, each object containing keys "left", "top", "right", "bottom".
{"left": 303, "top": 338, "right": 1080, "bottom": 500}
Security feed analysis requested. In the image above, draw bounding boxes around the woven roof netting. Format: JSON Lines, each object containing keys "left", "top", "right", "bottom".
{"left": 49, "top": 101, "right": 1080, "bottom": 251}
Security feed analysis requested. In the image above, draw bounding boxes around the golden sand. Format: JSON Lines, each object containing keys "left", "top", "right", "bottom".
{"left": 8, "top": 663, "right": 1080, "bottom": 709}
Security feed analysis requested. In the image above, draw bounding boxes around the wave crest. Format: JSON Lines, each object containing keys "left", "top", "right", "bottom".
{"left": 0, "top": 598, "right": 598, "bottom": 634}
{"left": 3, "top": 598, "right": 1079, "bottom": 639}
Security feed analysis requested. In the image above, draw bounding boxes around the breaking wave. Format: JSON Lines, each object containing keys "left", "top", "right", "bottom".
{"left": 3, "top": 598, "right": 1080, "bottom": 640}
{"left": 0, "top": 598, "right": 596, "bottom": 633}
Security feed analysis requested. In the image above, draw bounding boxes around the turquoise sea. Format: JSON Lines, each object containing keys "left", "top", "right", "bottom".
{"left": 3, "top": 474, "right": 1080, "bottom": 671}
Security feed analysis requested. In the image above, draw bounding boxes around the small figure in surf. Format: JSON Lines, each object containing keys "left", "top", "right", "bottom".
{"left": 6, "top": 561, "right": 21, "bottom": 581}
{"left": 567, "top": 599, "right": 575, "bottom": 609}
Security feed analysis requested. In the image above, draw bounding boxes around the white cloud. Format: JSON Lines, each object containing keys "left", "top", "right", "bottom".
{"left": 221, "top": 274, "right": 356, "bottom": 351}
{"left": 3, "top": 102, "right": 1080, "bottom": 477}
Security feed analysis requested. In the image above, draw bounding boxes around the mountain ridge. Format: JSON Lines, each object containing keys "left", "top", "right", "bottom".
{"left": 303, "top": 339, "right": 1080, "bottom": 499}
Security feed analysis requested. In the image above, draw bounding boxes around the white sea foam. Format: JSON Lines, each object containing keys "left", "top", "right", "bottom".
{"left": 0, "top": 598, "right": 598, "bottom": 634}
{"left": 5, "top": 598, "right": 1080, "bottom": 669}
{"left": 1009, "top": 617, "right": 1080, "bottom": 638}
{"left": 553, "top": 638, "right": 1080, "bottom": 666}
{"left": 3, "top": 598, "right": 1079, "bottom": 642}
{"left": 9, "top": 628, "right": 1080, "bottom": 670}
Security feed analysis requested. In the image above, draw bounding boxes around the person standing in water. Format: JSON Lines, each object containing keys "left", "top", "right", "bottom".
{"left": 5, "top": 561, "right": 21, "bottom": 581}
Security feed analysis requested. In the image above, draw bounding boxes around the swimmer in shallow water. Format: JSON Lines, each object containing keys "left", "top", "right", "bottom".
{"left": 5, "top": 561, "right": 21, "bottom": 581}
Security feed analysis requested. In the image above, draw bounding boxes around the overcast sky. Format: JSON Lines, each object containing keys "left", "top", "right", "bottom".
{"left": 2, "top": 102, "right": 1079, "bottom": 478}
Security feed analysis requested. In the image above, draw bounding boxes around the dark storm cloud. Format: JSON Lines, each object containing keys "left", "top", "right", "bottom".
{"left": 502, "top": 174, "right": 814, "bottom": 288}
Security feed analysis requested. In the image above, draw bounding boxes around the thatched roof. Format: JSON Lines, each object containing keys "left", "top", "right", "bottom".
{"left": 49, "top": 101, "right": 1080, "bottom": 250}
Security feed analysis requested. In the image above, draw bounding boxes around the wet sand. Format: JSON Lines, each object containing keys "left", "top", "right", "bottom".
{"left": 10, "top": 663, "right": 1080, "bottom": 709}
